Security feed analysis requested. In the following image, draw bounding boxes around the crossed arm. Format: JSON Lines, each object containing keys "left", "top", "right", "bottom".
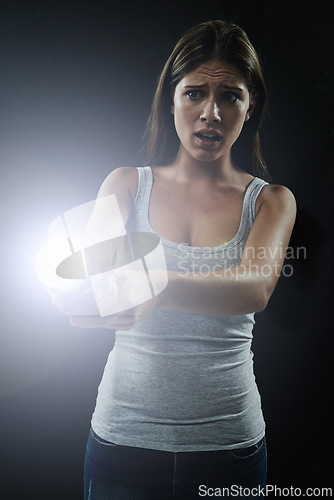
{"left": 158, "top": 184, "right": 296, "bottom": 317}
{"left": 60, "top": 168, "right": 296, "bottom": 329}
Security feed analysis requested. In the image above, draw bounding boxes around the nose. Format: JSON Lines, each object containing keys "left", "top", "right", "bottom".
{"left": 200, "top": 99, "right": 221, "bottom": 123}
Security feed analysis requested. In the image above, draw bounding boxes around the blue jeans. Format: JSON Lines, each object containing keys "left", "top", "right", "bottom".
{"left": 84, "top": 428, "right": 267, "bottom": 499}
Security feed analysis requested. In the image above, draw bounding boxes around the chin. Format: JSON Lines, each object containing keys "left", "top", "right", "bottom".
{"left": 192, "top": 149, "right": 224, "bottom": 163}
{"left": 190, "top": 142, "right": 228, "bottom": 163}
{"left": 179, "top": 141, "right": 226, "bottom": 164}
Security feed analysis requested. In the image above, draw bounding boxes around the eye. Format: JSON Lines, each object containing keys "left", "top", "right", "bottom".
{"left": 222, "top": 91, "right": 239, "bottom": 103}
{"left": 185, "top": 89, "right": 204, "bottom": 100}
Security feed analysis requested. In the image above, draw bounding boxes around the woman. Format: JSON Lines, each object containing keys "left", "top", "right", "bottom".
{"left": 70, "top": 20, "right": 296, "bottom": 499}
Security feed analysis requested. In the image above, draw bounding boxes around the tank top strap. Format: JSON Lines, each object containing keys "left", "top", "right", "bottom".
{"left": 243, "top": 177, "right": 269, "bottom": 225}
{"left": 133, "top": 166, "right": 154, "bottom": 230}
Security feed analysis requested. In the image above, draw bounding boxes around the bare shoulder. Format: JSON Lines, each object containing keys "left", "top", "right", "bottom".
{"left": 98, "top": 166, "right": 139, "bottom": 199}
{"left": 256, "top": 183, "right": 296, "bottom": 218}
{"left": 151, "top": 165, "right": 173, "bottom": 182}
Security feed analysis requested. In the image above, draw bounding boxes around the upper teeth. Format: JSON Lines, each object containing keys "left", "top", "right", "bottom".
{"left": 201, "top": 133, "right": 217, "bottom": 138}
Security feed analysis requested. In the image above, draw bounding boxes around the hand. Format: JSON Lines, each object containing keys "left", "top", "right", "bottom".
{"left": 69, "top": 296, "right": 158, "bottom": 330}
{"left": 46, "top": 280, "right": 100, "bottom": 316}
{"left": 69, "top": 267, "right": 163, "bottom": 330}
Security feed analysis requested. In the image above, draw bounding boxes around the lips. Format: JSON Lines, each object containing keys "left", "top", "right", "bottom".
{"left": 194, "top": 129, "right": 222, "bottom": 147}
{"left": 195, "top": 132, "right": 221, "bottom": 142}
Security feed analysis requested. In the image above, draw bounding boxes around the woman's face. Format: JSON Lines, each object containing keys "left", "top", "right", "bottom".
{"left": 171, "top": 60, "right": 255, "bottom": 164}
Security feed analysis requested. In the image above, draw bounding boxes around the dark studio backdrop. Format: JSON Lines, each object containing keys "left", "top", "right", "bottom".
{"left": 0, "top": 0, "right": 333, "bottom": 498}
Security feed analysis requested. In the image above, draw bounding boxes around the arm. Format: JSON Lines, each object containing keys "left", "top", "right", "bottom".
{"left": 83, "top": 166, "right": 138, "bottom": 244}
{"left": 48, "top": 167, "right": 138, "bottom": 316}
{"left": 70, "top": 183, "right": 296, "bottom": 329}
{"left": 157, "top": 184, "right": 296, "bottom": 316}
{"left": 92, "top": 167, "right": 137, "bottom": 224}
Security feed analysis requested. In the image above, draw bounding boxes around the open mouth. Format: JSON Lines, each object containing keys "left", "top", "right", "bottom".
{"left": 195, "top": 132, "right": 221, "bottom": 143}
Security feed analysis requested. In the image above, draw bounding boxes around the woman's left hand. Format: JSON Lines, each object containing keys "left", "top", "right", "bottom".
{"left": 69, "top": 268, "right": 162, "bottom": 330}
{"left": 69, "top": 298, "right": 157, "bottom": 330}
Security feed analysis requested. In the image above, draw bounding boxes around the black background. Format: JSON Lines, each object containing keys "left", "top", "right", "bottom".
{"left": 0, "top": 0, "right": 333, "bottom": 498}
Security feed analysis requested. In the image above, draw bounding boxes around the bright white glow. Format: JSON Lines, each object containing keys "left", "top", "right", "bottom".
{"left": 36, "top": 194, "right": 125, "bottom": 290}
{"left": 36, "top": 194, "right": 168, "bottom": 315}
{"left": 35, "top": 236, "right": 79, "bottom": 289}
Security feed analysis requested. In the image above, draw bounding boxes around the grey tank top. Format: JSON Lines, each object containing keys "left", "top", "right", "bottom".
{"left": 91, "top": 166, "right": 268, "bottom": 452}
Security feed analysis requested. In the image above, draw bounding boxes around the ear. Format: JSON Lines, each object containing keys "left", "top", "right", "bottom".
{"left": 245, "top": 92, "right": 258, "bottom": 122}
{"left": 171, "top": 103, "right": 175, "bottom": 115}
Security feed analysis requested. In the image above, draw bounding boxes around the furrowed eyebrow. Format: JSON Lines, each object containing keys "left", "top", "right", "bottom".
{"left": 184, "top": 84, "right": 244, "bottom": 91}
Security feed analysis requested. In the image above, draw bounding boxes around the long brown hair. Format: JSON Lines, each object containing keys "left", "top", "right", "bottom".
{"left": 144, "top": 20, "right": 270, "bottom": 181}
